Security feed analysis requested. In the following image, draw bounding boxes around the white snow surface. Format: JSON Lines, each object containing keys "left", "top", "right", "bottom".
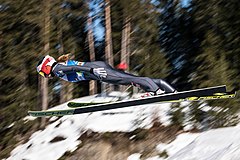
{"left": 128, "top": 126, "right": 240, "bottom": 160}
{"left": 8, "top": 92, "right": 240, "bottom": 160}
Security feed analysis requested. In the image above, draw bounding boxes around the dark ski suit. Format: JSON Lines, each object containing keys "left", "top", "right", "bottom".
{"left": 52, "top": 61, "right": 175, "bottom": 93}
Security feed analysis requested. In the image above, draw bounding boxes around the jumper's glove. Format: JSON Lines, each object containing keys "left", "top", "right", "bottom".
{"left": 90, "top": 68, "right": 107, "bottom": 79}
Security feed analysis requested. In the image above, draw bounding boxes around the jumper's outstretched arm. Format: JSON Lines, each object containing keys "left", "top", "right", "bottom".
{"left": 53, "top": 64, "right": 107, "bottom": 79}
{"left": 54, "top": 64, "right": 92, "bottom": 73}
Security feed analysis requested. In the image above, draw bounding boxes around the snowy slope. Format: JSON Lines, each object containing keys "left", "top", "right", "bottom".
{"left": 8, "top": 93, "right": 240, "bottom": 160}
{"left": 8, "top": 93, "right": 171, "bottom": 160}
{"left": 130, "top": 125, "right": 240, "bottom": 160}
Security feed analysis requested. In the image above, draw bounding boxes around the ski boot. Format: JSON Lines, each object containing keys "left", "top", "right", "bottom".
{"left": 141, "top": 89, "right": 165, "bottom": 98}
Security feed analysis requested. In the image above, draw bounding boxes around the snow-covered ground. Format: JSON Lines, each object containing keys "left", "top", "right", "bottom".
{"left": 129, "top": 125, "right": 240, "bottom": 160}
{"left": 8, "top": 92, "right": 240, "bottom": 160}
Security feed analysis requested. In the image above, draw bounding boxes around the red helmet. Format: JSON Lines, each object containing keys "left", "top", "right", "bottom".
{"left": 37, "top": 55, "right": 56, "bottom": 77}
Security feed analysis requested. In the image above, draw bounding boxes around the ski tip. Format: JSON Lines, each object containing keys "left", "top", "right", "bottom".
{"left": 67, "top": 102, "right": 87, "bottom": 108}
{"left": 67, "top": 102, "right": 107, "bottom": 108}
{"left": 67, "top": 102, "right": 75, "bottom": 107}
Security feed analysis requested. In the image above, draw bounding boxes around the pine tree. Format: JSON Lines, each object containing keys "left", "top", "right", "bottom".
{"left": 132, "top": 0, "right": 171, "bottom": 79}
{"left": 168, "top": 102, "right": 185, "bottom": 129}
{"left": 0, "top": 0, "right": 45, "bottom": 155}
{"left": 109, "top": 0, "right": 171, "bottom": 80}
{"left": 104, "top": 0, "right": 114, "bottom": 92}
{"left": 0, "top": 0, "right": 43, "bottom": 121}
{"left": 214, "top": 0, "right": 240, "bottom": 91}
{"left": 50, "top": 0, "right": 89, "bottom": 99}
{"left": 157, "top": 0, "right": 200, "bottom": 90}
{"left": 190, "top": 0, "right": 239, "bottom": 128}
{"left": 87, "top": 8, "right": 97, "bottom": 95}
{"left": 39, "top": 0, "right": 51, "bottom": 127}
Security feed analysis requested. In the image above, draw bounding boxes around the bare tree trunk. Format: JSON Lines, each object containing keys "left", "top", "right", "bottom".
{"left": 40, "top": 0, "right": 51, "bottom": 127}
{"left": 67, "top": 50, "right": 74, "bottom": 100}
{"left": 87, "top": 15, "right": 97, "bottom": 95}
{"left": 61, "top": 77, "right": 73, "bottom": 102}
{"left": 120, "top": 16, "right": 131, "bottom": 91}
{"left": 104, "top": 0, "right": 114, "bottom": 92}
{"left": 58, "top": 29, "right": 68, "bottom": 103}
{"left": 121, "top": 16, "right": 131, "bottom": 71}
{"left": 105, "top": 0, "right": 113, "bottom": 66}
{"left": 40, "top": 78, "right": 48, "bottom": 128}
{"left": 66, "top": 80, "right": 73, "bottom": 100}
{"left": 0, "top": 31, "right": 2, "bottom": 86}
{"left": 126, "top": 17, "right": 131, "bottom": 69}
{"left": 56, "top": 4, "right": 73, "bottom": 103}
{"left": 61, "top": 51, "right": 74, "bottom": 102}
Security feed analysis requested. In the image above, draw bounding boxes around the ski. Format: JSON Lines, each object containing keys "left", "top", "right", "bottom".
{"left": 68, "top": 102, "right": 106, "bottom": 108}
{"left": 28, "top": 85, "right": 236, "bottom": 117}
{"left": 68, "top": 92, "right": 235, "bottom": 108}
{"left": 67, "top": 85, "right": 227, "bottom": 108}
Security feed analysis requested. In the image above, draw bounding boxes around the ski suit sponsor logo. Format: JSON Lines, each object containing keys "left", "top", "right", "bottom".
{"left": 29, "top": 110, "right": 74, "bottom": 117}
{"left": 186, "top": 94, "right": 235, "bottom": 101}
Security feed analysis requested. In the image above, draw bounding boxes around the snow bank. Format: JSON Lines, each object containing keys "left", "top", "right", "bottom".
{"left": 8, "top": 93, "right": 171, "bottom": 160}
{"left": 127, "top": 126, "right": 240, "bottom": 160}
{"left": 156, "top": 125, "right": 240, "bottom": 160}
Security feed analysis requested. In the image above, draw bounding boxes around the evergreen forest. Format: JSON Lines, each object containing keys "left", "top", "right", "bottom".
{"left": 0, "top": 0, "right": 239, "bottom": 157}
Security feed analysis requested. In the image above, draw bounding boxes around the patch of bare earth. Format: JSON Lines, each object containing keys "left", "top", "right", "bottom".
{"left": 66, "top": 122, "right": 182, "bottom": 160}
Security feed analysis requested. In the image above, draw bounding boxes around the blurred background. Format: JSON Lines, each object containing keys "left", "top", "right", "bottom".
{"left": 0, "top": 0, "right": 239, "bottom": 159}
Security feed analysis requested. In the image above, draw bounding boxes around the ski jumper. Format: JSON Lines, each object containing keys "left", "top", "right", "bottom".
{"left": 52, "top": 60, "right": 175, "bottom": 93}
